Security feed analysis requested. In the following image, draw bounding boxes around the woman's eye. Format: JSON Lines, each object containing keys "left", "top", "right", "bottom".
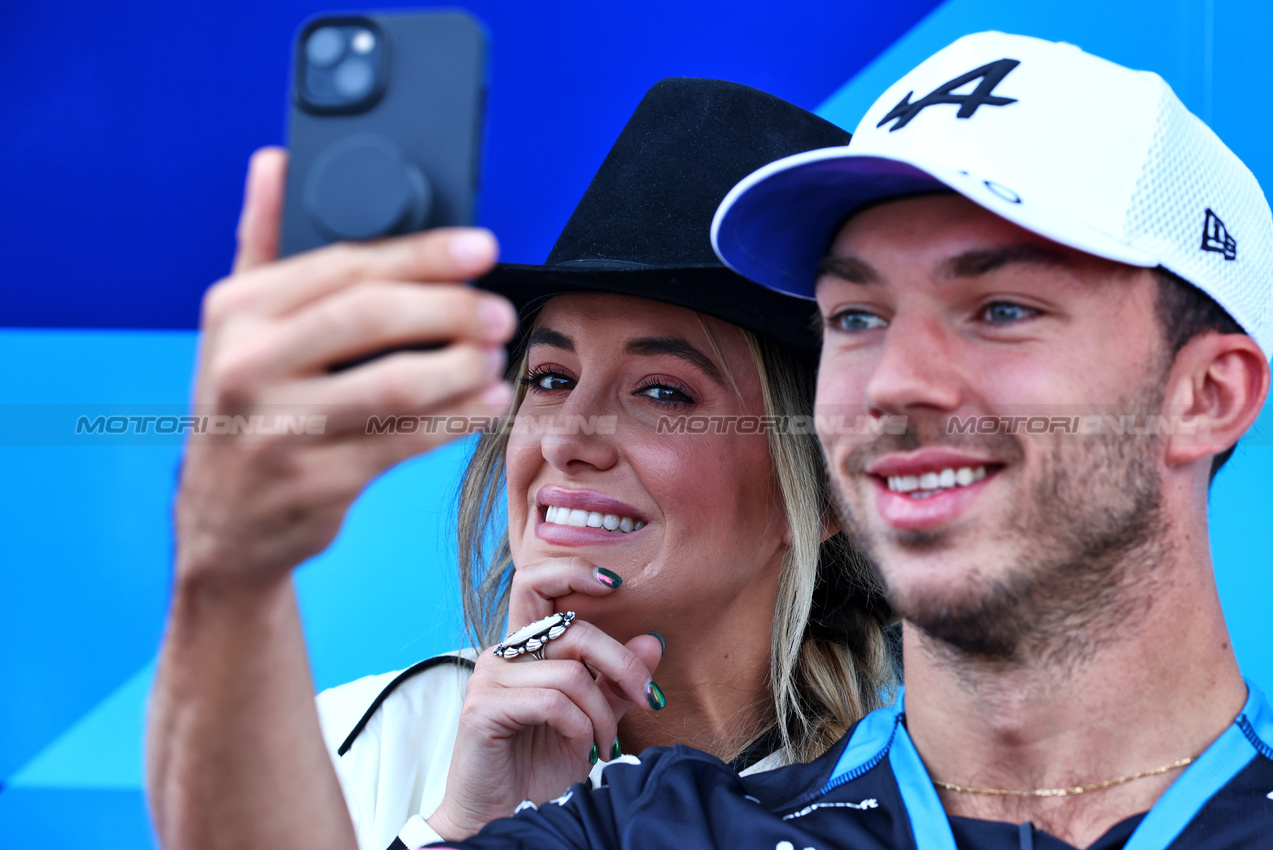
{"left": 635, "top": 383, "right": 694, "bottom": 406}
{"left": 520, "top": 370, "right": 574, "bottom": 392}
{"left": 829, "top": 310, "right": 888, "bottom": 332}
{"left": 981, "top": 302, "right": 1040, "bottom": 324}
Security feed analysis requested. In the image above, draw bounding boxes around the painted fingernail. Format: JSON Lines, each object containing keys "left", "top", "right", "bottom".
{"left": 449, "top": 229, "right": 496, "bottom": 264}
{"left": 589, "top": 743, "right": 598, "bottom": 765}
{"left": 646, "top": 631, "right": 665, "bottom": 655}
{"left": 593, "top": 567, "right": 622, "bottom": 589}
{"left": 645, "top": 680, "right": 667, "bottom": 711}
{"left": 609, "top": 738, "right": 622, "bottom": 761}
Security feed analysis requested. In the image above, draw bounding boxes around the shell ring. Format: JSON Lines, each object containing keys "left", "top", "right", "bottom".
{"left": 493, "top": 611, "right": 576, "bottom": 661}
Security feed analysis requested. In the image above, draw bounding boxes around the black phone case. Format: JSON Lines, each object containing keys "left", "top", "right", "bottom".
{"left": 279, "top": 10, "right": 487, "bottom": 257}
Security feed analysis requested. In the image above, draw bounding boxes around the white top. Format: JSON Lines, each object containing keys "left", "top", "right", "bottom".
{"left": 316, "top": 650, "right": 784, "bottom": 850}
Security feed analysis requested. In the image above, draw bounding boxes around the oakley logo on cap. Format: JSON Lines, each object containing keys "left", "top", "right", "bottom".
{"left": 877, "top": 59, "right": 1020, "bottom": 132}
{"left": 1201, "top": 208, "right": 1237, "bottom": 260}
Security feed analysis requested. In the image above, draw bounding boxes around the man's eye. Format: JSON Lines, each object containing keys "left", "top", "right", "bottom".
{"left": 981, "top": 302, "right": 1039, "bottom": 324}
{"left": 829, "top": 310, "right": 888, "bottom": 332}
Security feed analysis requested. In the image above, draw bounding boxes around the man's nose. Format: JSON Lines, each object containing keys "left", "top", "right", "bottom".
{"left": 863, "top": 314, "right": 963, "bottom": 416}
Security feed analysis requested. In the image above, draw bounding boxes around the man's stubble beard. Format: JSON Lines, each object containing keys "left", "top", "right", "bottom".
{"left": 830, "top": 395, "right": 1171, "bottom": 671}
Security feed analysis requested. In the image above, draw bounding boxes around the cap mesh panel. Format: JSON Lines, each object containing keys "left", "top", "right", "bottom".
{"left": 1123, "top": 88, "right": 1273, "bottom": 353}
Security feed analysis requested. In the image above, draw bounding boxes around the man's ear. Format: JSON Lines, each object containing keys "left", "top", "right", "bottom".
{"left": 1162, "top": 332, "right": 1269, "bottom": 469}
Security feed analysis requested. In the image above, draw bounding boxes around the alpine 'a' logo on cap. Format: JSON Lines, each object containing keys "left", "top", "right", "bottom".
{"left": 877, "top": 59, "right": 1020, "bottom": 132}
{"left": 1201, "top": 208, "right": 1237, "bottom": 260}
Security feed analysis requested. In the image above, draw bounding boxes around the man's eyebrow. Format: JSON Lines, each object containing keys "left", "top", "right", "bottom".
{"left": 817, "top": 255, "right": 880, "bottom": 284}
{"left": 943, "top": 243, "right": 1072, "bottom": 278}
{"left": 526, "top": 327, "right": 574, "bottom": 351}
{"left": 625, "top": 336, "right": 725, "bottom": 386}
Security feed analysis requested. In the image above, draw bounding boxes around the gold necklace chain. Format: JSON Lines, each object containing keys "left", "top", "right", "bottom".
{"left": 931, "top": 755, "right": 1196, "bottom": 798}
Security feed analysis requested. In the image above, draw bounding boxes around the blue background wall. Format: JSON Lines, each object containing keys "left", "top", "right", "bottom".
{"left": 3, "top": 1, "right": 1271, "bottom": 847}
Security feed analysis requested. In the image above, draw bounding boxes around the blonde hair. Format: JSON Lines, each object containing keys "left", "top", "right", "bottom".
{"left": 456, "top": 315, "right": 896, "bottom": 764}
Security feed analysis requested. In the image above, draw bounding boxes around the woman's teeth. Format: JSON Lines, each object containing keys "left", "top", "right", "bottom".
{"left": 543, "top": 505, "right": 646, "bottom": 533}
{"left": 886, "top": 465, "right": 987, "bottom": 498}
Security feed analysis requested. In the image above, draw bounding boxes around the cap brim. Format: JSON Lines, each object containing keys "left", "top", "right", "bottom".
{"left": 711, "top": 147, "right": 1157, "bottom": 298}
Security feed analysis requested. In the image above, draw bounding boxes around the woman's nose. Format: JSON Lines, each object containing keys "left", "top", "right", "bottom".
{"left": 537, "top": 385, "right": 621, "bottom": 473}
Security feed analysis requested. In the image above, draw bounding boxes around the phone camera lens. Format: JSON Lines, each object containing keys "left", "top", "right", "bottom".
{"left": 306, "top": 27, "right": 344, "bottom": 67}
{"left": 334, "top": 57, "right": 374, "bottom": 98}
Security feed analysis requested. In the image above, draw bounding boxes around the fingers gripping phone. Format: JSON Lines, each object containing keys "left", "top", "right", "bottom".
{"left": 279, "top": 11, "right": 488, "bottom": 257}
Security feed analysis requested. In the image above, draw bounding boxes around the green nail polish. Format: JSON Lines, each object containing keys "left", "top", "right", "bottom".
{"left": 589, "top": 743, "right": 599, "bottom": 765}
{"left": 645, "top": 679, "right": 667, "bottom": 711}
{"left": 646, "top": 631, "right": 665, "bottom": 654}
{"left": 594, "top": 567, "right": 623, "bottom": 589}
{"left": 609, "top": 738, "right": 622, "bottom": 761}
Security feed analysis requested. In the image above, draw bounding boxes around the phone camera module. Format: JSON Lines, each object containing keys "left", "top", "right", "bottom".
{"left": 299, "top": 20, "right": 385, "bottom": 113}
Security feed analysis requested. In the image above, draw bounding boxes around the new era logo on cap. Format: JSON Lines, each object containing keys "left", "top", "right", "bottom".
{"left": 1202, "top": 209, "right": 1237, "bottom": 261}
{"left": 712, "top": 31, "right": 1273, "bottom": 357}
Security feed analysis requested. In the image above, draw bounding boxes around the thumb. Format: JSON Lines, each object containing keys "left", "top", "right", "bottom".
{"left": 626, "top": 632, "right": 665, "bottom": 677}
{"left": 233, "top": 147, "right": 288, "bottom": 273}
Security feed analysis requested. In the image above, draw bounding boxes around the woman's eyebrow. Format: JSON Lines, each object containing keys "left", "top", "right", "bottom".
{"left": 624, "top": 336, "right": 724, "bottom": 386}
{"left": 526, "top": 327, "right": 574, "bottom": 351}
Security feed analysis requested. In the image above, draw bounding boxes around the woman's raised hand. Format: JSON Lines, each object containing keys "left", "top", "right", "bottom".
{"left": 428, "top": 557, "right": 665, "bottom": 841}
{"left": 175, "top": 147, "right": 518, "bottom": 587}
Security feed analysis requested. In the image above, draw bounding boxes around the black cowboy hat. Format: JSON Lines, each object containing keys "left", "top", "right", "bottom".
{"left": 475, "top": 77, "right": 851, "bottom": 363}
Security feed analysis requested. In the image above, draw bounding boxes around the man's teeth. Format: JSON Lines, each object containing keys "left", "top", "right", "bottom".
{"left": 543, "top": 505, "right": 646, "bottom": 533}
{"left": 887, "top": 465, "right": 987, "bottom": 496}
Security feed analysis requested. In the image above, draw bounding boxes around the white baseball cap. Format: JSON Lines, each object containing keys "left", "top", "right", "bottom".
{"left": 711, "top": 31, "right": 1273, "bottom": 356}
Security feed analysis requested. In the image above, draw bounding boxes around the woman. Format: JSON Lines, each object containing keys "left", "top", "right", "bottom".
{"left": 147, "top": 79, "right": 894, "bottom": 850}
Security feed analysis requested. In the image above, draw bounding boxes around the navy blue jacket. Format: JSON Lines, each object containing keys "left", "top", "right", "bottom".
{"left": 442, "top": 684, "right": 1273, "bottom": 850}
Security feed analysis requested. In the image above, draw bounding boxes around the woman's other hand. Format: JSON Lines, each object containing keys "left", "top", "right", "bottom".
{"left": 428, "top": 557, "right": 665, "bottom": 841}
{"left": 176, "top": 146, "right": 517, "bottom": 588}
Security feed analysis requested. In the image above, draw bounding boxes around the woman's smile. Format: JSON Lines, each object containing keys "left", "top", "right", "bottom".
{"left": 535, "top": 485, "right": 650, "bottom": 545}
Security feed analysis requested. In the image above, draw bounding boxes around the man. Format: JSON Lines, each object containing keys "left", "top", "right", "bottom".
{"left": 441, "top": 32, "right": 1273, "bottom": 849}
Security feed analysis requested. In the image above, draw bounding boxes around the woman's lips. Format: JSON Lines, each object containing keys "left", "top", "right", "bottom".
{"left": 534, "top": 485, "right": 650, "bottom": 546}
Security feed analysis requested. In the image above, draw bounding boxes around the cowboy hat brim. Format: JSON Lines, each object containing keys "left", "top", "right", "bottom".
{"left": 476, "top": 262, "right": 821, "bottom": 363}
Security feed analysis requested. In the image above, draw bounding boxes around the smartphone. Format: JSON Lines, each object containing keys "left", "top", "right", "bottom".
{"left": 279, "top": 10, "right": 488, "bottom": 257}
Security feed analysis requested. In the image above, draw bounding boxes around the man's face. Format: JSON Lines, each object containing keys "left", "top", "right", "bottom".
{"left": 815, "top": 194, "right": 1171, "bottom": 660}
